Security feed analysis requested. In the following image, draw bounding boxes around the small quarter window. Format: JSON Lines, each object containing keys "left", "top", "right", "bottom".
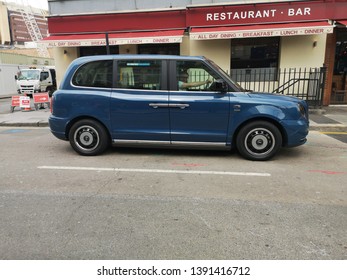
{"left": 72, "top": 60, "right": 113, "bottom": 88}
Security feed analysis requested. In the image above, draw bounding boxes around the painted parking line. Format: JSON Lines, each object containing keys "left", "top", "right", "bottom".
{"left": 37, "top": 166, "right": 271, "bottom": 177}
{"left": 319, "top": 132, "right": 347, "bottom": 135}
{"left": 319, "top": 131, "right": 347, "bottom": 144}
{"left": 0, "top": 129, "right": 30, "bottom": 134}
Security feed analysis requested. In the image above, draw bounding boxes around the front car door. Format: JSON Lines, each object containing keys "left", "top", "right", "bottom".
{"left": 110, "top": 59, "right": 170, "bottom": 143}
{"left": 169, "top": 59, "right": 230, "bottom": 146}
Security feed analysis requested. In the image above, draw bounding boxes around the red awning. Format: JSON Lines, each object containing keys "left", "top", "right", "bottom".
{"left": 190, "top": 21, "right": 334, "bottom": 40}
{"left": 337, "top": 20, "right": 347, "bottom": 26}
{"left": 42, "top": 30, "right": 185, "bottom": 47}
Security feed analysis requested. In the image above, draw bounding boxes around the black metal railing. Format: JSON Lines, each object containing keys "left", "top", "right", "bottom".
{"left": 230, "top": 67, "right": 327, "bottom": 107}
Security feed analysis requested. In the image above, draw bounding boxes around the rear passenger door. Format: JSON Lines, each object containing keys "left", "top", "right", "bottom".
{"left": 110, "top": 59, "right": 170, "bottom": 142}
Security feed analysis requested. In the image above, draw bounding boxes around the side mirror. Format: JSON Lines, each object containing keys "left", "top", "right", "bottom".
{"left": 15, "top": 75, "right": 18, "bottom": 80}
{"left": 213, "top": 79, "right": 228, "bottom": 93}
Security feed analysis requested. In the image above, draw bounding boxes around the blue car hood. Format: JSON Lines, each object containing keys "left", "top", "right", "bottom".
{"left": 246, "top": 92, "right": 303, "bottom": 103}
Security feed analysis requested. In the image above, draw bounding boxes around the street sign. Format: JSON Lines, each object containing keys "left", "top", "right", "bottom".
{"left": 33, "top": 92, "right": 50, "bottom": 104}
{"left": 10, "top": 96, "right": 21, "bottom": 113}
{"left": 11, "top": 96, "right": 20, "bottom": 107}
{"left": 20, "top": 96, "right": 31, "bottom": 108}
{"left": 33, "top": 92, "right": 50, "bottom": 110}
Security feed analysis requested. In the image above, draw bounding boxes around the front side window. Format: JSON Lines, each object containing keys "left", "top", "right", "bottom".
{"left": 176, "top": 60, "right": 222, "bottom": 91}
{"left": 72, "top": 60, "right": 113, "bottom": 88}
{"left": 116, "top": 60, "right": 162, "bottom": 90}
{"left": 40, "top": 72, "right": 49, "bottom": 81}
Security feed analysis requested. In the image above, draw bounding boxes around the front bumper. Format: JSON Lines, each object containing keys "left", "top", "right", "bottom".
{"left": 282, "top": 119, "right": 309, "bottom": 147}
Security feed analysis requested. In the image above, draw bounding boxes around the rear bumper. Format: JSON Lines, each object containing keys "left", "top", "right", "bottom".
{"left": 49, "top": 115, "right": 69, "bottom": 140}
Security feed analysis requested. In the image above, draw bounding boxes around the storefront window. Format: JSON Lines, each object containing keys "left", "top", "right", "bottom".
{"left": 231, "top": 37, "right": 280, "bottom": 82}
{"left": 334, "top": 41, "right": 347, "bottom": 75}
{"left": 79, "top": 46, "right": 119, "bottom": 57}
{"left": 138, "top": 44, "right": 180, "bottom": 55}
{"left": 334, "top": 29, "right": 347, "bottom": 75}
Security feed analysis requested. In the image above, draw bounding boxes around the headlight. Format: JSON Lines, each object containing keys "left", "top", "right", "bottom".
{"left": 298, "top": 103, "right": 307, "bottom": 119}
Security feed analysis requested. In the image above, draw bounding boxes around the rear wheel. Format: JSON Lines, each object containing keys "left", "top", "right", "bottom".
{"left": 236, "top": 121, "right": 282, "bottom": 161}
{"left": 69, "top": 119, "right": 109, "bottom": 156}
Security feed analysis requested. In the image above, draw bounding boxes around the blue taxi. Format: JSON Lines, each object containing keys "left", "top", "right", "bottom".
{"left": 49, "top": 55, "right": 309, "bottom": 161}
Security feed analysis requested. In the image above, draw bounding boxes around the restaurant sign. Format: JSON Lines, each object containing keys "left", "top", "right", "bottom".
{"left": 43, "top": 35, "right": 183, "bottom": 47}
{"left": 190, "top": 23, "right": 334, "bottom": 40}
{"left": 187, "top": 1, "right": 330, "bottom": 27}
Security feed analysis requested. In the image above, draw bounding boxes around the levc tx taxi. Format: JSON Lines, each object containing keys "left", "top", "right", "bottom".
{"left": 49, "top": 55, "right": 309, "bottom": 161}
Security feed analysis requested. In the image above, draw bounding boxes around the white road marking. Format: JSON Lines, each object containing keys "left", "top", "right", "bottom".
{"left": 37, "top": 165, "right": 271, "bottom": 177}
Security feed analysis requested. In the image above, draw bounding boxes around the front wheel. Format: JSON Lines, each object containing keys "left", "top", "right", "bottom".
{"left": 69, "top": 119, "right": 110, "bottom": 156}
{"left": 236, "top": 121, "right": 282, "bottom": 161}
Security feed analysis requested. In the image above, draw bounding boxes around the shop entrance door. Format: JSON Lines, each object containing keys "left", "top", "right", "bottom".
{"left": 332, "top": 28, "right": 347, "bottom": 104}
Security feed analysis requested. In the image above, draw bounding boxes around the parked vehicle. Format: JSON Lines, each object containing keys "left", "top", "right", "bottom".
{"left": 15, "top": 66, "right": 56, "bottom": 97}
{"left": 49, "top": 55, "right": 309, "bottom": 161}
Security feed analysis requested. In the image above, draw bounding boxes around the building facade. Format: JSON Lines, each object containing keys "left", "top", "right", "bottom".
{"left": 0, "top": 2, "right": 52, "bottom": 97}
{"left": 44, "top": 0, "right": 347, "bottom": 105}
{"left": 0, "top": 1, "right": 48, "bottom": 45}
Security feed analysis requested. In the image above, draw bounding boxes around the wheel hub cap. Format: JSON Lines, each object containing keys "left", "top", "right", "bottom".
{"left": 252, "top": 135, "right": 268, "bottom": 150}
{"left": 245, "top": 128, "right": 275, "bottom": 156}
{"left": 80, "top": 131, "right": 93, "bottom": 146}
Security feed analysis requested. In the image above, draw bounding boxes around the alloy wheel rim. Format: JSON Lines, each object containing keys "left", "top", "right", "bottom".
{"left": 244, "top": 128, "right": 275, "bottom": 156}
{"left": 74, "top": 125, "right": 100, "bottom": 152}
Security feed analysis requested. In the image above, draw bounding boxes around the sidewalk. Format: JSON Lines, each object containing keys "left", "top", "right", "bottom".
{"left": 0, "top": 107, "right": 50, "bottom": 127}
{"left": 309, "top": 106, "right": 347, "bottom": 132}
{"left": 0, "top": 103, "right": 346, "bottom": 131}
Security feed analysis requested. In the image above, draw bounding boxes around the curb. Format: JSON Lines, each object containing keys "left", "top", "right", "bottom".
{"left": 0, "top": 122, "right": 49, "bottom": 127}
{"left": 309, "top": 108, "right": 326, "bottom": 115}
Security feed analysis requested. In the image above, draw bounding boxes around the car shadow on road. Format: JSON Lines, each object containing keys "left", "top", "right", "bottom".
{"left": 106, "top": 146, "right": 238, "bottom": 158}
{"left": 54, "top": 141, "right": 306, "bottom": 162}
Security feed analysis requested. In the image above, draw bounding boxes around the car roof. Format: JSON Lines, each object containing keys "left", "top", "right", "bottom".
{"left": 72, "top": 54, "right": 207, "bottom": 64}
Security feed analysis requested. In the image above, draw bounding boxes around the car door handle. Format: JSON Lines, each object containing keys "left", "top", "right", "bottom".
{"left": 233, "top": 104, "right": 241, "bottom": 112}
{"left": 149, "top": 103, "right": 169, "bottom": 109}
{"left": 169, "top": 103, "right": 190, "bottom": 109}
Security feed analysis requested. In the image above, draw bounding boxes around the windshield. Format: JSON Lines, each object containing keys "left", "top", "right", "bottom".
{"left": 207, "top": 59, "right": 245, "bottom": 92}
{"left": 18, "top": 70, "right": 40, "bottom": 81}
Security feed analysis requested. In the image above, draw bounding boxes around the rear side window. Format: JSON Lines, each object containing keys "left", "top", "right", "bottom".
{"left": 72, "top": 60, "right": 113, "bottom": 88}
{"left": 116, "top": 60, "right": 162, "bottom": 90}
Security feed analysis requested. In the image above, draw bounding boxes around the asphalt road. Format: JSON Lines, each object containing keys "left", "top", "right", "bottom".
{"left": 0, "top": 127, "right": 346, "bottom": 259}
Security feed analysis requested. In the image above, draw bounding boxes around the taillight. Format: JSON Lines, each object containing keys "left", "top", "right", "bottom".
{"left": 50, "top": 95, "right": 54, "bottom": 113}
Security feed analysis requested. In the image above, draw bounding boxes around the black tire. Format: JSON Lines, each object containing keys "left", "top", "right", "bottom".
{"left": 236, "top": 121, "right": 282, "bottom": 161}
{"left": 69, "top": 119, "right": 109, "bottom": 156}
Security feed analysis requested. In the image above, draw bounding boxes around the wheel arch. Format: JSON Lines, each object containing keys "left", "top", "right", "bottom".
{"left": 65, "top": 116, "right": 111, "bottom": 141}
{"left": 232, "top": 117, "right": 288, "bottom": 147}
